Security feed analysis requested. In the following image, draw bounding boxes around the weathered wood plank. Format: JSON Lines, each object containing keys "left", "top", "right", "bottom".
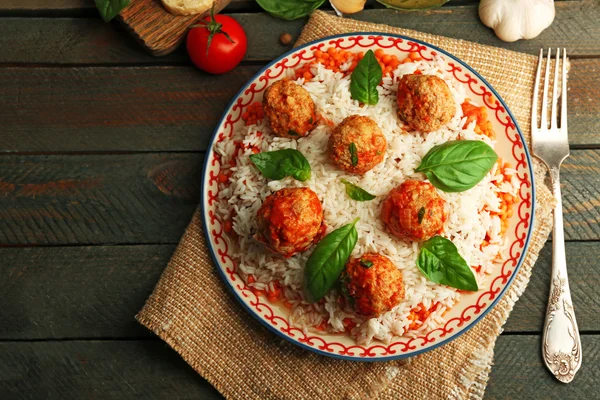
{"left": 0, "top": 66, "right": 262, "bottom": 153}
{"left": 0, "top": 59, "right": 598, "bottom": 153}
{"left": 0, "top": 154, "right": 203, "bottom": 245}
{"left": 0, "top": 150, "right": 598, "bottom": 245}
{"left": 0, "top": 0, "right": 94, "bottom": 12}
{"left": 0, "top": 0, "right": 574, "bottom": 13}
{"left": 561, "top": 150, "right": 600, "bottom": 240}
{"left": 1, "top": 3, "right": 599, "bottom": 65}
{"left": 0, "top": 0, "right": 259, "bottom": 13}
{"left": 0, "top": 336, "right": 597, "bottom": 399}
{"left": 0, "top": 245, "right": 175, "bottom": 340}
{"left": 0, "top": 242, "right": 596, "bottom": 340}
{"left": 487, "top": 335, "right": 600, "bottom": 398}
{"left": 504, "top": 242, "right": 600, "bottom": 333}
{"left": 0, "top": 340, "right": 223, "bottom": 400}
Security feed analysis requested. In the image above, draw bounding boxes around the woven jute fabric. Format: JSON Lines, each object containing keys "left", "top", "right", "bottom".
{"left": 137, "top": 10, "right": 555, "bottom": 399}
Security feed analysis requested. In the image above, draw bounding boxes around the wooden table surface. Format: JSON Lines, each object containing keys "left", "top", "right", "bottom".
{"left": 1, "top": 0, "right": 599, "bottom": 398}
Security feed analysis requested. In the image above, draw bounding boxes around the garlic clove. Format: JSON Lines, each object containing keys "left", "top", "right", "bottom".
{"left": 330, "top": 0, "right": 367, "bottom": 15}
{"left": 479, "top": 0, "right": 555, "bottom": 43}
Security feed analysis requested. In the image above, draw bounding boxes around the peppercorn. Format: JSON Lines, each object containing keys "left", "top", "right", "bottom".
{"left": 279, "top": 33, "right": 293, "bottom": 46}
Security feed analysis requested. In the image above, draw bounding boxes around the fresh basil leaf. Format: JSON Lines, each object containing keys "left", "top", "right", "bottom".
{"left": 415, "top": 140, "right": 498, "bottom": 193}
{"left": 417, "top": 236, "right": 478, "bottom": 291}
{"left": 256, "top": 0, "right": 325, "bottom": 20}
{"left": 341, "top": 179, "right": 376, "bottom": 201}
{"left": 418, "top": 207, "right": 426, "bottom": 224}
{"left": 350, "top": 50, "right": 382, "bottom": 105}
{"left": 359, "top": 259, "right": 374, "bottom": 268}
{"left": 250, "top": 149, "right": 311, "bottom": 182}
{"left": 304, "top": 218, "right": 360, "bottom": 303}
{"left": 94, "top": 0, "right": 130, "bottom": 22}
{"left": 349, "top": 143, "right": 359, "bottom": 166}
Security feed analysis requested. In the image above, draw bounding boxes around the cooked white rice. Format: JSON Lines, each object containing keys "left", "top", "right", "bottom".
{"left": 214, "top": 55, "right": 519, "bottom": 345}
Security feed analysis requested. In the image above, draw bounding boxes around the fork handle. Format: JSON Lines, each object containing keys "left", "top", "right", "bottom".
{"left": 542, "top": 167, "right": 582, "bottom": 383}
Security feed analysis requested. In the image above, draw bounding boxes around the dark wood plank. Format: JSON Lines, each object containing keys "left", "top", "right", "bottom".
{"left": 0, "top": 0, "right": 257, "bottom": 13}
{"left": 0, "top": 66, "right": 262, "bottom": 152}
{"left": 568, "top": 58, "right": 600, "bottom": 145}
{"left": 0, "top": 245, "right": 176, "bottom": 340}
{"left": 561, "top": 150, "right": 600, "bottom": 240}
{"left": 0, "top": 0, "right": 573, "bottom": 13}
{"left": 504, "top": 242, "right": 600, "bottom": 333}
{"left": 350, "top": 1, "right": 600, "bottom": 57}
{"left": 0, "top": 150, "right": 598, "bottom": 245}
{"left": 0, "top": 154, "right": 203, "bottom": 245}
{"left": 0, "top": 0, "right": 94, "bottom": 12}
{"left": 0, "top": 242, "right": 596, "bottom": 340}
{"left": 0, "top": 60, "right": 597, "bottom": 153}
{"left": 1, "top": 3, "right": 600, "bottom": 65}
{"left": 0, "top": 340, "right": 222, "bottom": 400}
{"left": 487, "top": 335, "right": 599, "bottom": 398}
{"left": 0, "top": 336, "right": 597, "bottom": 398}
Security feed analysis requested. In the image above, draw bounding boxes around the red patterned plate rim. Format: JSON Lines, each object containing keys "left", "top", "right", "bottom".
{"left": 201, "top": 33, "right": 535, "bottom": 361}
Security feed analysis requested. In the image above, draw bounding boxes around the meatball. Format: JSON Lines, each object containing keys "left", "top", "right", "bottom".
{"left": 381, "top": 179, "right": 448, "bottom": 242}
{"left": 328, "top": 115, "right": 387, "bottom": 174}
{"left": 340, "top": 253, "right": 404, "bottom": 318}
{"left": 255, "top": 187, "right": 325, "bottom": 257}
{"left": 396, "top": 74, "right": 455, "bottom": 133}
{"left": 263, "top": 79, "right": 317, "bottom": 138}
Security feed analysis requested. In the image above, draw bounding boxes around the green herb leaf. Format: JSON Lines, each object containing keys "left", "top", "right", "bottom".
{"left": 256, "top": 0, "right": 325, "bottom": 20}
{"left": 94, "top": 0, "right": 130, "bottom": 22}
{"left": 304, "top": 218, "right": 360, "bottom": 303}
{"left": 418, "top": 207, "right": 426, "bottom": 224}
{"left": 350, "top": 49, "right": 382, "bottom": 105}
{"left": 249, "top": 149, "right": 311, "bottom": 182}
{"left": 349, "top": 143, "right": 358, "bottom": 166}
{"left": 359, "top": 259, "right": 374, "bottom": 268}
{"left": 416, "top": 236, "right": 478, "bottom": 291}
{"left": 341, "top": 179, "right": 376, "bottom": 201}
{"left": 415, "top": 140, "right": 498, "bottom": 193}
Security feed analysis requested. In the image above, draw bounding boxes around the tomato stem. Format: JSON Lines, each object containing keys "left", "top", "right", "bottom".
{"left": 190, "top": 3, "right": 236, "bottom": 56}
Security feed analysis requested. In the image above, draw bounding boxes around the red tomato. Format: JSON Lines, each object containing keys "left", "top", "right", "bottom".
{"left": 186, "top": 11, "right": 247, "bottom": 75}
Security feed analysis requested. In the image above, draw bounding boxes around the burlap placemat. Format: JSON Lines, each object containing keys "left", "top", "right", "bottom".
{"left": 137, "top": 10, "right": 556, "bottom": 399}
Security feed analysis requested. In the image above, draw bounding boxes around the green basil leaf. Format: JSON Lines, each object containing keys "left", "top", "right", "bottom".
{"left": 359, "top": 259, "right": 374, "bottom": 268}
{"left": 349, "top": 143, "right": 358, "bottom": 166}
{"left": 341, "top": 179, "right": 376, "bottom": 201}
{"left": 416, "top": 236, "right": 478, "bottom": 291}
{"left": 415, "top": 140, "right": 498, "bottom": 193}
{"left": 249, "top": 149, "right": 311, "bottom": 182}
{"left": 350, "top": 50, "right": 382, "bottom": 105}
{"left": 94, "top": 0, "right": 130, "bottom": 22}
{"left": 256, "top": 0, "right": 325, "bottom": 20}
{"left": 304, "top": 218, "right": 360, "bottom": 303}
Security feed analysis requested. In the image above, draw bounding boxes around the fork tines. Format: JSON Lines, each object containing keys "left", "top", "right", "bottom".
{"left": 532, "top": 48, "right": 568, "bottom": 133}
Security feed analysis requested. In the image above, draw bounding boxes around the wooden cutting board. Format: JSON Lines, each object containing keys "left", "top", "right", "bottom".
{"left": 119, "top": 0, "right": 232, "bottom": 57}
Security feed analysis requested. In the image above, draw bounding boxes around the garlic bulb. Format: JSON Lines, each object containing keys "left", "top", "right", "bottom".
{"left": 479, "top": 0, "right": 555, "bottom": 42}
{"left": 330, "top": 0, "right": 366, "bottom": 15}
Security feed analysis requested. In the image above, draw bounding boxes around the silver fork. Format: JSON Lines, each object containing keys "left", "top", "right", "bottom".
{"left": 532, "top": 48, "right": 581, "bottom": 383}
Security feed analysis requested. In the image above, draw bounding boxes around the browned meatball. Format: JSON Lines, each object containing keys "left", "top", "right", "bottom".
{"left": 328, "top": 115, "right": 387, "bottom": 175}
{"left": 255, "top": 187, "right": 326, "bottom": 257}
{"left": 263, "top": 79, "right": 317, "bottom": 138}
{"left": 396, "top": 74, "right": 455, "bottom": 133}
{"left": 381, "top": 179, "right": 448, "bottom": 242}
{"left": 340, "top": 253, "right": 404, "bottom": 318}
